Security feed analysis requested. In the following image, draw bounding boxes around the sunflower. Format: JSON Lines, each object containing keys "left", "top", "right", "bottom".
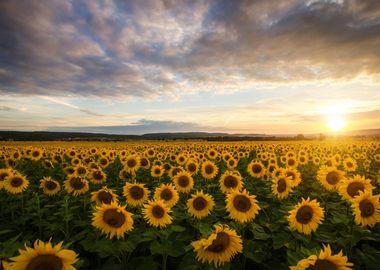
{"left": 169, "top": 166, "right": 183, "bottom": 178}
{"left": 271, "top": 174, "right": 293, "bottom": 199}
{"left": 3, "top": 173, "right": 29, "bottom": 194}
{"left": 29, "top": 148, "right": 43, "bottom": 161}
{"left": 288, "top": 198, "right": 324, "bottom": 235}
{"left": 207, "top": 149, "right": 218, "bottom": 160}
{"left": 173, "top": 171, "right": 194, "bottom": 193}
{"left": 123, "top": 182, "right": 149, "bottom": 207}
{"left": 187, "top": 190, "right": 215, "bottom": 219}
{"left": 226, "top": 158, "right": 238, "bottom": 170}
{"left": 151, "top": 165, "right": 164, "bottom": 178}
{"left": 89, "top": 169, "right": 107, "bottom": 184}
{"left": 338, "top": 175, "right": 373, "bottom": 201}
{"left": 247, "top": 160, "right": 266, "bottom": 178}
{"left": 64, "top": 175, "right": 89, "bottom": 196}
{"left": 201, "top": 161, "right": 219, "bottom": 180}
{"left": 151, "top": 183, "right": 177, "bottom": 206}
{"left": 92, "top": 201, "right": 134, "bottom": 239}
{"left": 351, "top": 190, "right": 380, "bottom": 227}
{"left": 74, "top": 165, "right": 88, "bottom": 176}
{"left": 0, "top": 168, "right": 13, "bottom": 189}
{"left": 39, "top": 177, "right": 61, "bottom": 196}
{"left": 290, "top": 244, "right": 353, "bottom": 270}
{"left": 192, "top": 224, "right": 243, "bottom": 267}
{"left": 145, "top": 148, "right": 155, "bottom": 158}
{"left": 91, "top": 187, "right": 118, "bottom": 205}
{"left": 284, "top": 167, "right": 302, "bottom": 187}
{"left": 226, "top": 189, "right": 260, "bottom": 223}
{"left": 219, "top": 171, "right": 243, "bottom": 193}
{"left": 185, "top": 159, "right": 199, "bottom": 175}
{"left": 6, "top": 239, "right": 78, "bottom": 270}
{"left": 317, "top": 166, "right": 346, "bottom": 191}
{"left": 124, "top": 155, "right": 141, "bottom": 173}
{"left": 342, "top": 157, "right": 357, "bottom": 172}
{"left": 142, "top": 199, "right": 172, "bottom": 228}
{"left": 286, "top": 157, "right": 298, "bottom": 168}
{"left": 119, "top": 168, "right": 136, "bottom": 181}
{"left": 139, "top": 157, "right": 150, "bottom": 169}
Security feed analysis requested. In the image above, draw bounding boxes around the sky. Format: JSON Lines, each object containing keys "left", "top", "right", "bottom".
{"left": 0, "top": 0, "right": 379, "bottom": 135}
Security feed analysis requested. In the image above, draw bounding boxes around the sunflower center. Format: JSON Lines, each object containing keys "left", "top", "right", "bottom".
{"left": 296, "top": 205, "right": 313, "bottom": 224}
{"left": 160, "top": 188, "right": 173, "bottom": 201}
{"left": 32, "top": 151, "right": 40, "bottom": 157}
{"left": 206, "top": 232, "right": 230, "bottom": 253}
{"left": 252, "top": 164, "right": 262, "bottom": 174}
{"left": 188, "top": 163, "right": 196, "bottom": 172}
{"left": 233, "top": 195, "right": 251, "bottom": 212}
{"left": 93, "top": 171, "right": 104, "bottom": 180}
{"left": 126, "top": 159, "right": 137, "bottom": 168}
{"left": 306, "top": 259, "right": 338, "bottom": 270}
{"left": 77, "top": 167, "right": 86, "bottom": 175}
{"left": 11, "top": 177, "right": 23, "bottom": 187}
{"left": 140, "top": 158, "right": 148, "bottom": 167}
{"left": 152, "top": 205, "right": 165, "bottom": 218}
{"left": 205, "top": 165, "right": 214, "bottom": 174}
{"left": 103, "top": 209, "right": 126, "bottom": 228}
{"left": 326, "top": 171, "right": 340, "bottom": 185}
{"left": 229, "top": 160, "right": 235, "bottom": 166}
{"left": 70, "top": 177, "right": 85, "bottom": 190}
{"left": 178, "top": 175, "right": 190, "bottom": 187}
{"left": 346, "top": 162, "right": 353, "bottom": 167}
{"left": 359, "top": 199, "right": 375, "bottom": 217}
{"left": 347, "top": 182, "right": 365, "bottom": 198}
{"left": 98, "top": 191, "right": 113, "bottom": 204}
{"left": 26, "top": 254, "right": 63, "bottom": 270}
{"left": 224, "top": 175, "right": 238, "bottom": 188}
{"left": 45, "top": 181, "right": 57, "bottom": 190}
{"left": 129, "top": 186, "right": 144, "bottom": 200}
{"left": 193, "top": 196, "right": 207, "bottom": 211}
{"left": 288, "top": 159, "right": 295, "bottom": 166}
{"left": 154, "top": 168, "right": 161, "bottom": 175}
{"left": 277, "top": 178, "right": 287, "bottom": 193}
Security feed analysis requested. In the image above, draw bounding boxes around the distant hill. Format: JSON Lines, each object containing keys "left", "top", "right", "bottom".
{"left": 0, "top": 129, "right": 379, "bottom": 141}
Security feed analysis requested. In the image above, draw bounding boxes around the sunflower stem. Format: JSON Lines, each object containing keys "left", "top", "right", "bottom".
{"left": 20, "top": 193, "right": 25, "bottom": 232}
{"left": 35, "top": 193, "right": 42, "bottom": 239}
{"left": 63, "top": 196, "right": 70, "bottom": 240}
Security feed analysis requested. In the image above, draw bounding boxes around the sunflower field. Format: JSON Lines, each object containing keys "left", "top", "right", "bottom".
{"left": 0, "top": 140, "right": 379, "bottom": 270}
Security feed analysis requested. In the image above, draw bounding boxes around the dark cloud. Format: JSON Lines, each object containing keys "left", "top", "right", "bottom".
{"left": 48, "top": 119, "right": 222, "bottom": 134}
{"left": 1, "top": 0, "right": 380, "bottom": 98}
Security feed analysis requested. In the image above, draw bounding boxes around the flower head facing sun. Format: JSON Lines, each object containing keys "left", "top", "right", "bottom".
{"left": 142, "top": 199, "right": 172, "bottom": 228}
{"left": 288, "top": 197, "right": 324, "bottom": 235}
{"left": 92, "top": 201, "right": 134, "bottom": 239}
{"left": 187, "top": 190, "right": 215, "bottom": 219}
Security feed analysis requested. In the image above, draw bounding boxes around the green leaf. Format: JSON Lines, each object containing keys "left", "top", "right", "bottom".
{"left": 272, "top": 232, "right": 291, "bottom": 249}
{"left": 130, "top": 256, "right": 160, "bottom": 270}
{"left": 170, "top": 225, "right": 186, "bottom": 232}
{"left": 251, "top": 223, "right": 271, "bottom": 240}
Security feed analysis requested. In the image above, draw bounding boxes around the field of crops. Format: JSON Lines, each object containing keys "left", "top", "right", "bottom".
{"left": 0, "top": 140, "right": 379, "bottom": 270}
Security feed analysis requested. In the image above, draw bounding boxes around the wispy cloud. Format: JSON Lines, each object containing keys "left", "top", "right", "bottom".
{"left": 39, "top": 96, "right": 104, "bottom": 116}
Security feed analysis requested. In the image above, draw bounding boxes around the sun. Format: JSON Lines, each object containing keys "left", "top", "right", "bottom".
{"left": 327, "top": 116, "right": 346, "bottom": 132}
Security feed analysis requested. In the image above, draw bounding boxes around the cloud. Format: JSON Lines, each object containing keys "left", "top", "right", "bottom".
{"left": 47, "top": 119, "right": 224, "bottom": 134}
{"left": 40, "top": 96, "right": 104, "bottom": 116}
{"left": 0, "top": 0, "right": 379, "bottom": 99}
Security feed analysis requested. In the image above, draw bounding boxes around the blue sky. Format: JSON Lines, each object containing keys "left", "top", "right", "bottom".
{"left": 0, "top": 0, "right": 379, "bottom": 134}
